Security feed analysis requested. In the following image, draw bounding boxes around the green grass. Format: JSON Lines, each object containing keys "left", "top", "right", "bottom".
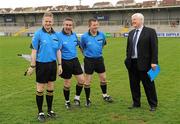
{"left": 0, "top": 36, "right": 180, "bottom": 124}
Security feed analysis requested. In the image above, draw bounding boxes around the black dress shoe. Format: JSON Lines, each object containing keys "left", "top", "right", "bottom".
{"left": 149, "top": 107, "right": 156, "bottom": 111}
{"left": 128, "top": 105, "right": 140, "bottom": 109}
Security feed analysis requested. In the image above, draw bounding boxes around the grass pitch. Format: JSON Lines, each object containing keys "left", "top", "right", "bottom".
{"left": 0, "top": 36, "right": 180, "bottom": 124}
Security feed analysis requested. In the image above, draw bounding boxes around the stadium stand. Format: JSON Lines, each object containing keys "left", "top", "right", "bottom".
{"left": 159, "top": 0, "right": 176, "bottom": 6}
{"left": 13, "top": 7, "right": 23, "bottom": 13}
{"left": 116, "top": 0, "right": 125, "bottom": 8}
{"left": 92, "top": 2, "right": 113, "bottom": 8}
{"left": 123, "top": 0, "right": 137, "bottom": 8}
{"left": 66, "top": 6, "right": 77, "bottom": 11}
{"left": 48, "top": 6, "right": 58, "bottom": 11}
{"left": 23, "top": 7, "right": 35, "bottom": 12}
{"left": 136, "top": 2, "right": 143, "bottom": 8}
{"left": 35, "top": 6, "right": 53, "bottom": 12}
{"left": 76, "top": 5, "right": 89, "bottom": 10}
{"left": 13, "top": 7, "right": 35, "bottom": 13}
{"left": 116, "top": 0, "right": 138, "bottom": 8}
{"left": 53, "top": 5, "right": 90, "bottom": 11}
{"left": 142, "top": 0, "right": 157, "bottom": 8}
{"left": 0, "top": 8, "right": 13, "bottom": 13}
{"left": 55, "top": 5, "right": 68, "bottom": 11}
{"left": 0, "top": 1, "right": 180, "bottom": 36}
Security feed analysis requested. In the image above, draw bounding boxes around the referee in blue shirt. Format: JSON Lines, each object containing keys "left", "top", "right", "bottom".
{"left": 58, "top": 17, "right": 84, "bottom": 109}
{"left": 26, "top": 12, "right": 62, "bottom": 122}
{"left": 80, "top": 18, "right": 113, "bottom": 107}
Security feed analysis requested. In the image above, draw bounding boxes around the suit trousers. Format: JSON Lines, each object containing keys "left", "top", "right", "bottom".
{"left": 128, "top": 59, "right": 158, "bottom": 107}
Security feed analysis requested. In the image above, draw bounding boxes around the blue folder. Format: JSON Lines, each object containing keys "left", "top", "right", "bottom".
{"left": 147, "top": 65, "right": 160, "bottom": 82}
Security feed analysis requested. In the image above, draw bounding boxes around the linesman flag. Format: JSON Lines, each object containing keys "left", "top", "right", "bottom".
{"left": 17, "top": 54, "right": 31, "bottom": 62}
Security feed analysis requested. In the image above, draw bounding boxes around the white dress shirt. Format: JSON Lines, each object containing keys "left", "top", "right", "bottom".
{"left": 131, "top": 26, "right": 144, "bottom": 59}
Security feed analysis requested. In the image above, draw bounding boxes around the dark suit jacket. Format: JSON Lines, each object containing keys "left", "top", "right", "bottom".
{"left": 125, "top": 26, "right": 158, "bottom": 71}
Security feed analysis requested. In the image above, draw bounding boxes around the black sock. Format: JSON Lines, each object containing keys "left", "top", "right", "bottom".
{"left": 63, "top": 87, "right": 70, "bottom": 101}
{"left": 36, "top": 91, "right": 44, "bottom": 113}
{"left": 84, "top": 85, "right": 90, "bottom": 101}
{"left": 46, "top": 90, "right": 53, "bottom": 112}
{"left": 100, "top": 83, "right": 107, "bottom": 94}
{"left": 76, "top": 83, "right": 83, "bottom": 96}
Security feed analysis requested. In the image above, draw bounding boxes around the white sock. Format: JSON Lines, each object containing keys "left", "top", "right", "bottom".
{"left": 102, "top": 94, "right": 108, "bottom": 97}
{"left": 65, "top": 100, "right": 70, "bottom": 103}
{"left": 74, "top": 95, "right": 80, "bottom": 100}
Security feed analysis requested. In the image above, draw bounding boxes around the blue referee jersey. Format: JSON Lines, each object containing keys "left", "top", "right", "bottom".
{"left": 80, "top": 31, "right": 106, "bottom": 58}
{"left": 31, "top": 27, "right": 62, "bottom": 62}
{"left": 58, "top": 30, "right": 79, "bottom": 60}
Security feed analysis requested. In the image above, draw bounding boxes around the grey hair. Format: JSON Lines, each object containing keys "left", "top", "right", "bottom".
{"left": 132, "top": 13, "right": 144, "bottom": 24}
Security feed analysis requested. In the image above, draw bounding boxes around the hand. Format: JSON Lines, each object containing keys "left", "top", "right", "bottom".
{"left": 58, "top": 65, "right": 63, "bottom": 76}
{"left": 25, "top": 66, "right": 35, "bottom": 76}
{"left": 151, "top": 64, "right": 157, "bottom": 70}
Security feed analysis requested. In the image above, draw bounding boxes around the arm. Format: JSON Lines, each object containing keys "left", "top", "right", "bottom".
{"left": 25, "top": 32, "right": 39, "bottom": 76}
{"left": 31, "top": 49, "right": 37, "bottom": 66}
{"left": 57, "top": 49, "right": 62, "bottom": 65}
{"left": 57, "top": 35, "right": 63, "bottom": 75}
{"left": 25, "top": 49, "right": 37, "bottom": 76}
{"left": 150, "top": 29, "right": 158, "bottom": 69}
{"left": 57, "top": 49, "right": 63, "bottom": 75}
{"left": 79, "top": 45, "right": 83, "bottom": 54}
{"left": 74, "top": 33, "right": 83, "bottom": 53}
{"left": 77, "top": 38, "right": 83, "bottom": 53}
{"left": 79, "top": 35, "right": 85, "bottom": 54}
{"left": 126, "top": 35, "right": 130, "bottom": 58}
{"left": 102, "top": 32, "right": 107, "bottom": 48}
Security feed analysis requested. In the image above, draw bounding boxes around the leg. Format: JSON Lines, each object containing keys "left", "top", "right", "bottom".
{"left": 140, "top": 71, "right": 158, "bottom": 109}
{"left": 74, "top": 74, "right": 85, "bottom": 106}
{"left": 35, "top": 61, "right": 49, "bottom": 122}
{"left": 46, "top": 61, "right": 57, "bottom": 117}
{"left": 99, "top": 72, "right": 113, "bottom": 102}
{"left": 36, "top": 83, "right": 46, "bottom": 122}
{"left": 84, "top": 74, "right": 92, "bottom": 107}
{"left": 98, "top": 72, "right": 107, "bottom": 95}
{"left": 46, "top": 81, "right": 54, "bottom": 112}
{"left": 35, "top": 62, "right": 47, "bottom": 114}
{"left": 36, "top": 83, "right": 45, "bottom": 113}
{"left": 128, "top": 60, "right": 141, "bottom": 107}
{"left": 63, "top": 79, "right": 71, "bottom": 109}
{"left": 84, "top": 57, "right": 95, "bottom": 106}
{"left": 73, "top": 58, "right": 84, "bottom": 103}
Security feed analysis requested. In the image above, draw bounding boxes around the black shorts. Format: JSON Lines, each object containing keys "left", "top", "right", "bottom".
{"left": 84, "top": 56, "right": 106, "bottom": 74}
{"left": 60, "top": 58, "right": 83, "bottom": 79}
{"left": 36, "top": 61, "right": 57, "bottom": 83}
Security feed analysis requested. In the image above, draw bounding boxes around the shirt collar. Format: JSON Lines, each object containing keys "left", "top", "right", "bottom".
{"left": 42, "top": 27, "right": 55, "bottom": 34}
{"left": 136, "top": 25, "right": 143, "bottom": 32}
{"left": 62, "top": 28, "right": 73, "bottom": 35}
{"left": 88, "top": 30, "right": 99, "bottom": 36}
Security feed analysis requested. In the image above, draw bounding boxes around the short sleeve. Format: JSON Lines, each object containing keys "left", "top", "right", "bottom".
{"left": 58, "top": 38, "right": 63, "bottom": 50}
{"left": 56, "top": 32, "right": 63, "bottom": 50}
{"left": 80, "top": 35, "right": 86, "bottom": 49}
{"left": 31, "top": 31, "right": 40, "bottom": 50}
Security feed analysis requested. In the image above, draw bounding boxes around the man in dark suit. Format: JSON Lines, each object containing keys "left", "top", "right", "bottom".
{"left": 125, "top": 13, "right": 158, "bottom": 111}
